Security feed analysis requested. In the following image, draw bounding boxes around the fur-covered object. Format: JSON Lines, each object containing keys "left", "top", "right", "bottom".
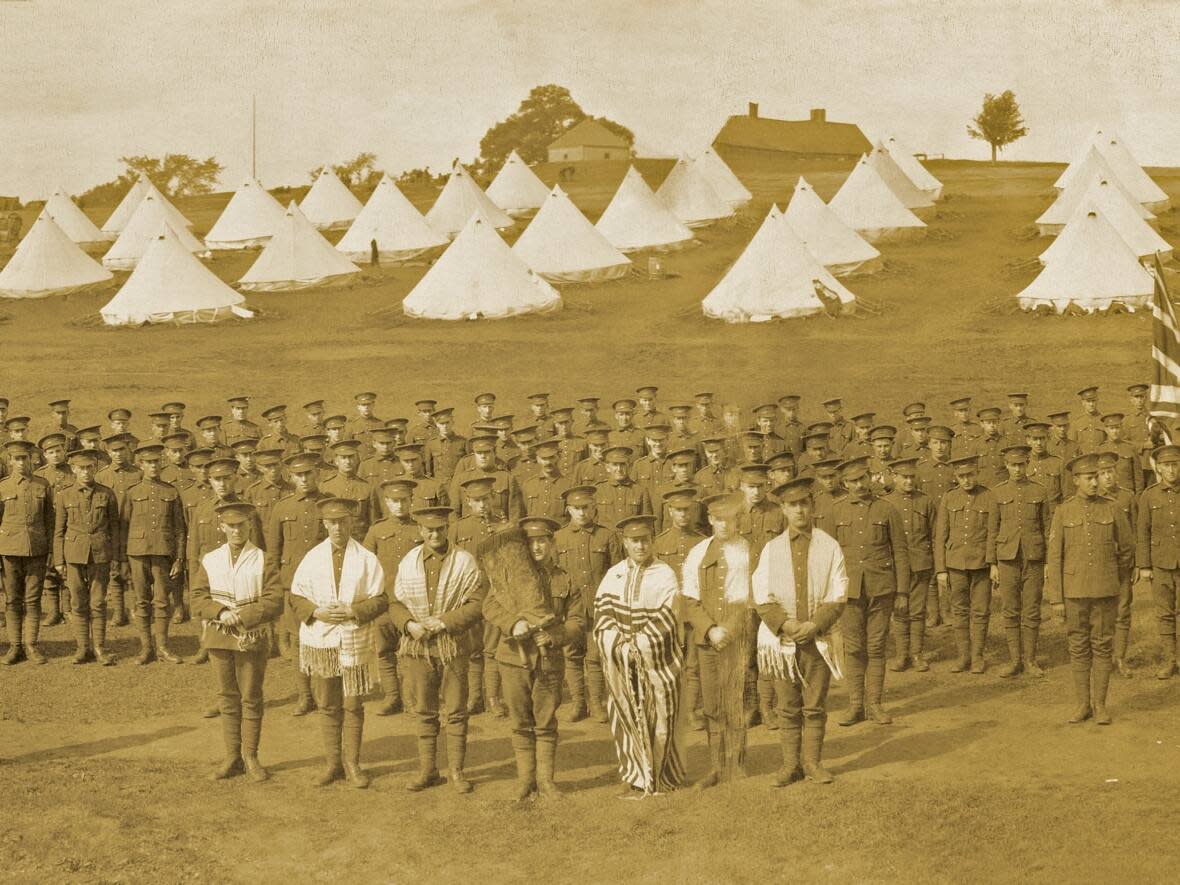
{"left": 476, "top": 528, "right": 552, "bottom": 626}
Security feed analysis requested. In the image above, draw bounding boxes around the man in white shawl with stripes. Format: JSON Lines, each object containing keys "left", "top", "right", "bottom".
{"left": 594, "top": 514, "right": 685, "bottom": 798}
{"left": 288, "top": 498, "right": 389, "bottom": 789}
{"left": 753, "top": 477, "right": 848, "bottom": 786}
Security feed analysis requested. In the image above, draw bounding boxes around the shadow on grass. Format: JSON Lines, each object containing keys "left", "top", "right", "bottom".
{"left": 1, "top": 724, "right": 196, "bottom": 765}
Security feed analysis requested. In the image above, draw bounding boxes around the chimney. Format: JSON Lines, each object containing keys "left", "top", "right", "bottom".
{"left": 748, "top": 102, "right": 759, "bottom": 119}
{"left": 810, "top": 108, "right": 826, "bottom": 123}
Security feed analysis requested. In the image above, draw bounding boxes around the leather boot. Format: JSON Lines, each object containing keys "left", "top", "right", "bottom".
{"left": 1092, "top": 666, "right": 1113, "bottom": 725}
{"left": 1113, "top": 627, "right": 1132, "bottom": 678}
{"left": 212, "top": 715, "right": 244, "bottom": 780}
{"left": 108, "top": 583, "right": 128, "bottom": 627}
{"left": 512, "top": 739, "right": 537, "bottom": 801}
{"left": 376, "top": 653, "right": 403, "bottom": 715}
{"left": 696, "top": 732, "right": 723, "bottom": 790}
{"left": 865, "top": 658, "right": 892, "bottom": 725}
{"left": 485, "top": 661, "right": 507, "bottom": 719}
{"left": 969, "top": 623, "right": 987, "bottom": 674}
{"left": 466, "top": 655, "right": 485, "bottom": 715}
{"left": 999, "top": 627, "right": 1023, "bottom": 678}
{"left": 267, "top": 623, "right": 280, "bottom": 659}
{"left": 588, "top": 662, "right": 609, "bottom": 723}
{"left": 135, "top": 623, "right": 154, "bottom": 665}
{"left": 925, "top": 582, "right": 942, "bottom": 628}
{"left": 911, "top": 618, "right": 929, "bottom": 671}
{"left": 41, "top": 586, "right": 63, "bottom": 627}
{"left": 153, "top": 623, "right": 182, "bottom": 664}
{"left": 950, "top": 627, "right": 971, "bottom": 672}
{"left": 536, "top": 738, "right": 561, "bottom": 800}
{"left": 314, "top": 714, "right": 344, "bottom": 786}
{"left": 2, "top": 611, "right": 24, "bottom": 665}
{"left": 293, "top": 671, "right": 317, "bottom": 715}
{"left": 1022, "top": 628, "right": 1045, "bottom": 677}
{"left": 1068, "top": 669, "right": 1093, "bottom": 723}
{"left": 838, "top": 656, "right": 865, "bottom": 726}
{"left": 92, "top": 614, "right": 115, "bottom": 666}
{"left": 72, "top": 613, "right": 93, "bottom": 664}
{"left": 241, "top": 717, "right": 269, "bottom": 783}
{"left": 1155, "top": 635, "right": 1177, "bottom": 679}
{"left": 406, "top": 735, "right": 444, "bottom": 791}
{"left": 192, "top": 646, "right": 209, "bottom": 665}
{"left": 342, "top": 716, "right": 369, "bottom": 788}
{"left": 890, "top": 617, "right": 911, "bottom": 671}
{"left": 447, "top": 734, "right": 473, "bottom": 794}
{"left": 743, "top": 670, "right": 761, "bottom": 728}
{"left": 773, "top": 726, "right": 804, "bottom": 787}
{"left": 683, "top": 650, "right": 702, "bottom": 728}
{"left": 566, "top": 654, "right": 588, "bottom": 722}
{"left": 23, "top": 607, "right": 46, "bottom": 664}
{"left": 757, "top": 675, "right": 778, "bottom": 730}
{"left": 801, "top": 721, "right": 834, "bottom": 784}
{"left": 172, "top": 603, "right": 190, "bottom": 625}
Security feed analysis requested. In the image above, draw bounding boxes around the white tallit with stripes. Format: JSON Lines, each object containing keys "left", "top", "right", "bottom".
{"left": 201, "top": 541, "right": 268, "bottom": 651}
{"left": 392, "top": 543, "right": 482, "bottom": 662}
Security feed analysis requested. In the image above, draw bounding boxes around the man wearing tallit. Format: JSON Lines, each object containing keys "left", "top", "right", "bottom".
{"left": 681, "top": 492, "right": 756, "bottom": 789}
{"left": 288, "top": 498, "right": 389, "bottom": 789}
{"left": 593, "top": 513, "right": 685, "bottom": 797}
{"left": 753, "top": 477, "right": 848, "bottom": 786}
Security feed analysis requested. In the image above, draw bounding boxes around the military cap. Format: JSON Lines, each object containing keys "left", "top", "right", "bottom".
{"left": 149, "top": 412, "right": 171, "bottom": 426}
{"left": 667, "top": 448, "right": 696, "bottom": 465}
{"left": 839, "top": 457, "right": 870, "bottom": 480}
{"left": 773, "top": 476, "right": 815, "bottom": 502}
{"left": 643, "top": 424, "right": 671, "bottom": 440}
{"left": 283, "top": 452, "right": 321, "bottom": 474}
{"left": 510, "top": 425, "right": 539, "bottom": 442}
{"left": 585, "top": 428, "right": 611, "bottom": 444}
{"left": 777, "top": 394, "right": 801, "bottom": 406}
{"left": 1006, "top": 393, "right": 1028, "bottom": 403}
{"left": 1153, "top": 444, "right": 1180, "bottom": 464}
{"left": 470, "top": 423, "right": 499, "bottom": 436}
{"left": 807, "top": 421, "right": 834, "bottom": 433}
{"left": 889, "top": 457, "right": 919, "bottom": 476}
{"left": 38, "top": 432, "right": 68, "bottom": 451}
{"left": 766, "top": 451, "right": 795, "bottom": 470}
{"left": 196, "top": 415, "right": 223, "bottom": 430}
{"left": 695, "top": 392, "right": 716, "bottom": 403}
{"left": 460, "top": 477, "right": 497, "bottom": 501}
{"left": 802, "top": 429, "right": 830, "bottom": 446}
{"left": 669, "top": 403, "right": 696, "bottom": 417}
{"left": 228, "top": 395, "right": 252, "bottom": 407}
{"left": 76, "top": 425, "right": 102, "bottom": 442}
{"left": 394, "top": 444, "right": 424, "bottom": 460}
{"left": 103, "top": 433, "right": 133, "bottom": 450}
{"left": 612, "top": 399, "right": 636, "bottom": 412}
{"left": 323, "top": 414, "right": 348, "bottom": 429}
{"left": 1067, "top": 453, "right": 1101, "bottom": 475}
{"left": 603, "top": 446, "right": 633, "bottom": 463}
{"left": 433, "top": 408, "right": 455, "bottom": 423}
{"left": 1002, "top": 445, "right": 1031, "bottom": 463}
{"left": 527, "top": 392, "right": 550, "bottom": 403}
{"left": 379, "top": 479, "right": 418, "bottom": 499}
{"left": 318, "top": 497, "right": 358, "bottom": 519}
{"left": 354, "top": 392, "right": 377, "bottom": 404}
{"left": 906, "top": 415, "right": 933, "bottom": 428}
{"left": 813, "top": 457, "right": 843, "bottom": 476}
{"left": 261, "top": 405, "right": 287, "bottom": 420}
{"left": 615, "top": 514, "right": 657, "bottom": 537}
{"left": 562, "top": 485, "right": 598, "bottom": 506}
{"left": 215, "top": 501, "right": 257, "bottom": 524}
{"left": 469, "top": 434, "right": 498, "bottom": 452}
{"left": 1127, "top": 383, "right": 1149, "bottom": 395}
{"left": 1023, "top": 422, "right": 1050, "bottom": 437}
{"left": 702, "top": 492, "right": 743, "bottom": 518}
{"left": 739, "top": 430, "right": 766, "bottom": 445}
{"left": 66, "top": 449, "right": 101, "bottom": 466}
{"left": 977, "top": 407, "right": 1002, "bottom": 420}
{"left": 1095, "top": 450, "right": 1120, "bottom": 469}
{"left": 414, "top": 399, "right": 437, "bottom": 411}
{"left": 662, "top": 487, "right": 698, "bottom": 508}
{"left": 135, "top": 443, "right": 166, "bottom": 461}
{"left": 231, "top": 438, "right": 259, "bottom": 454}
{"left": 635, "top": 386, "right": 658, "bottom": 397}
{"left": 385, "top": 417, "right": 409, "bottom": 430}
{"left": 701, "top": 436, "right": 726, "bottom": 451}
{"left": 1047, "top": 411, "right": 1071, "bottom": 424}
{"left": 821, "top": 398, "right": 843, "bottom": 408}
{"left": 721, "top": 403, "right": 742, "bottom": 416}
{"left": 369, "top": 427, "right": 399, "bottom": 445}
{"left": 902, "top": 402, "right": 927, "bottom": 416}
{"left": 1077, "top": 387, "right": 1099, "bottom": 400}
{"left": 949, "top": 455, "right": 980, "bottom": 475}
{"left": 412, "top": 507, "right": 453, "bottom": 528}
{"left": 474, "top": 393, "right": 497, "bottom": 406}
{"left": 1101, "top": 413, "right": 1125, "bottom": 426}
{"left": 948, "top": 397, "right": 972, "bottom": 409}
{"left": 301, "top": 399, "right": 324, "bottom": 411}
{"left": 927, "top": 425, "right": 955, "bottom": 441}
{"left": 186, "top": 448, "right": 215, "bottom": 468}
{"left": 852, "top": 412, "right": 876, "bottom": 427}
{"left": 869, "top": 425, "right": 897, "bottom": 442}
{"left": 329, "top": 440, "right": 362, "bottom": 457}
{"left": 4, "top": 416, "right": 29, "bottom": 430}
{"left": 3, "top": 439, "right": 36, "bottom": 456}
{"left": 161, "top": 402, "right": 185, "bottom": 415}
{"left": 108, "top": 408, "right": 132, "bottom": 422}
{"left": 0, "top": 397, "right": 7, "bottom": 408}
{"left": 520, "top": 516, "right": 561, "bottom": 538}
{"left": 533, "top": 438, "right": 561, "bottom": 457}
{"left": 206, "top": 458, "right": 240, "bottom": 479}
{"left": 551, "top": 407, "right": 575, "bottom": 422}
{"left": 300, "top": 434, "right": 328, "bottom": 451}
{"left": 49, "top": 399, "right": 71, "bottom": 411}
{"left": 161, "top": 433, "right": 190, "bottom": 450}
{"left": 577, "top": 396, "right": 601, "bottom": 407}
{"left": 254, "top": 448, "right": 285, "bottom": 466}
{"left": 738, "top": 462, "right": 770, "bottom": 483}
{"left": 492, "top": 414, "right": 515, "bottom": 428}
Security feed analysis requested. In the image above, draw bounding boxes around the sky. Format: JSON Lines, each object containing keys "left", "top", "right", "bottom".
{"left": 2, "top": 0, "right": 1179, "bottom": 200}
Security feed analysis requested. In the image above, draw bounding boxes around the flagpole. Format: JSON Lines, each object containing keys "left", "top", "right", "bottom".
{"left": 251, "top": 95, "right": 257, "bottom": 180}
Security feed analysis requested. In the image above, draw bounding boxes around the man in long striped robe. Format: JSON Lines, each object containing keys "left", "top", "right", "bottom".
{"left": 593, "top": 514, "right": 684, "bottom": 797}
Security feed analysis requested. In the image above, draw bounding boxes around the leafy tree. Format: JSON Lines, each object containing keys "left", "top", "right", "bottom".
{"left": 120, "top": 153, "right": 224, "bottom": 196}
{"left": 309, "top": 152, "right": 383, "bottom": 188}
{"left": 479, "top": 84, "right": 635, "bottom": 171}
{"left": 967, "top": 90, "right": 1028, "bottom": 162}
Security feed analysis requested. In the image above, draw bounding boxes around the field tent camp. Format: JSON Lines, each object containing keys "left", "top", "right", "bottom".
{"left": 99, "top": 176, "right": 192, "bottom": 237}
{"left": 334, "top": 174, "right": 448, "bottom": 264}
{"left": 783, "top": 176, "right": 881, "bottom": 276}
{"left": 655, "top": 156, "right": 735, "bottom": 228}
{"left": 1035, "top": 152, "right": 1154, "bottom": 234}
{"left": 0, "top": 211, "right": 113, "bottom": 299}
{"left": 867, "top": 141, "right": 935, "bottom": 212}
{"left": 403, "top": 213, "right": 560, "bottom": 320}
{"left": 299, "top": 168, "right": 363, "bottom": 231}
{"left": 237, "top": 201, "right": 360, "bottom": 292}
{"left": 1039, "top": 189, "right": 1172, "bottom": 265}
{"left": 828, "top": 155, "right": 927, "bottom": 242}
{"left": 511, "top": 185, "right": 631, "bottom": 283}
{"left": 882, "top": 135, "right": 943, "bottom": 200}
{"left": 1054, "top": 129, "right": 1170, "bottom": 210}
{"left": 695, "top": 146, "right": 752, "bottom": 209}
{"left": 102, "top": 193, "right": 210, "bottom": 270}
{"left": 100, "top": 224, "right": 253, "bottom": 325}
{"left": 595, "top": 165, "right": 695, "bottom": 252}
{"left": 425, "top": 160, "right": 515, "bottom": 239}
{"left": 42, "top": 189, "right": 112, "bottom": 248}
{"left": 702, "top": 205, "right": 856, "bottom": 323}
{"left": 485, "top": 150, "right": 551, "bottom": 217}
{"left": 203, "top": 178, "right": 287, "bottom": 249}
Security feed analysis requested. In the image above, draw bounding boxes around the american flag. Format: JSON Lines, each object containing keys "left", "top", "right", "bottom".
{"left": 1150, "top": 255, "right": 1180, "bottom": 422}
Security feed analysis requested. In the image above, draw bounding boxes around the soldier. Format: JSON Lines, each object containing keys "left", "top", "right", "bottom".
{"left": 1000, "top": 392, "right": 1031, "bottom": 443}
{"left": 970, "top": 407, "right": 1008, "bottom": 487}
{"left": 693, "top": 392, "right": 725, "bottom": 439}
{"left": 1047, "top": 411, "right": 1081, "bottom": 463}
{"left": 795, "top": 430, "right": 831, "bottom": 477}
{"left": 571, "top": 396, "right": 601, "bottom": 437}
{"left": 867, "top": 425, "right": 897, "bottom": 495}
{"left": 319, "top": 441, "right": 380, "bottom": 540}
{"left": 232, "top": 438, "right": 262, "bottom": 492}
{"left": 820, "top": 398, "right": 854, "bottom": 455}
{"left": 408, "top": 398, "right": 438, "bottom": 446}
{"left": 986, "top": 445, "right": 1050, "bottom": 678}
{"left": 292, "top": 399, "right": 325, "bottom": 439}
{"left": 41, "top": 399, "right": 79, "bottom": 451}
{"left": 1026, "top": 422, "right": 1067, "bottom": 522}
{"left": 694, "top": 437, "right": 729, "bottom": 496}
{"left": 719, "top": 403, "right": 744, "bottom": 455}
{"left": 243, "top": 450, "right": 292, "bottom": 534}
{"left": 258, "top": 405, "right": 301, "bottom": 457}
{"left": 512, "top": 427, "right": 544, "bottom": 481}
{"left": 104, "top": 408, "right": 140, "bottom": 451}
{"left": 607, "top": 398, "right": 643, "bottom": 452}
{"left": 448, "top": 435, "right": 524, "bottom": 520}
{"left": 358, "top": 427, "right": 403, "bottom": 489}
{"left": 1074, "top": 387, "right": 1105, "bottom": 453}
{"left": 884, "top": 458, "right": 936, "bottom": 672}
{"left": 1123, "top": 383, "right": 1155, "bottom": 487}
{"left": 725, "top": 432, "right": 769, "bottom": 488}
{"left": 470, "top": 393, "right": 497, "bottom": 438}
{"left": 635, "top": 385, "right": 663, "bottom": 429}
{"left": 1098, "top": 413, "right": 1144, "bottom": 495}
{"left": 775, "top": 394, "right": 805, "bottom": 455}
{"left": 363, "top": 479, "right": 423, "bottom": 716}
{"left": 1136, "top": 444, "right": 1180, "bottom": 679}
{"left": 265, "top": 452, "right": 329, "bottom": 715}
{"left": 654, "top": 487, "right": 706, "bottom": 729}
{"left": 96, "top": 434, "right": 141, "bottom": 626}
{"left": 195, "top": 416, "right": 234, "bottom": 459}
{"left": 121, "top": 444, "right": 185, "bottom": 665}
{"left": 35, "top": 432, "right": 73, "bottom": 626}
{"left": 323, "top": 414, "right": 349, "bottom": 447}
{"left": 491, "top": 416, "right": 520, "bottom": 469}
{"left": 521, "top": 439, "right": 572, "bottom": 522}
{"left": 424, "top": 408, "right": 467, "bottom": 488}
{"left": 551, "top": 408, "right": 587, "bottom": 477}
{"left": 75, "top": 426, "right": 104, "bottom": 452}
{"left": 652, "top": 449, "right": 701, "bottom": 534}
{"left": 830, "top": 456, "right": 909, "bottom": 725}
{"left": 177, "top": 449, "right": 214, "bottom": 628}
{"left": 0, "top": 440, "right": 55, "bottom": 664}
{"left": 54, "top": 449, "right": 122, "bottom": 665}
{"left": 159, "top": 433, "right": 193, "bottom": 487}
{"left": 948, "top": 397, "right": 982, "bottom": 443}
{"left": 146, "top": 411, "right": 171, "bottom": 444}
{"left": 162, "top": 401, "right": 193, "bottom": 444}
{"left": 526, "top": 393, "right": 556, "bottom": 438}
{"left": 346, "top": 392, "right": 384, "bottom": 447}
{"left": 766, "top": 451, "right": 795, "bottom": 497}
{"left": 750, "top": 405, "right": 784, "bottom": 458}
{"left": 1046, "top": 453, "right": 1134, "bottom": 724}
{"left": 810, "top": 459, "right": 846, "bottom": 535}
{"left": 186, "top": 459, "right": 264, "bottom": 585}
{"left": 392, "top": 445, "right": 444, "bottom": 509}
{"left": 842, "top": 413, "right": 875, "bottom": 459}
{"left": 486, "top": 515, "right": 586, "bottom": 801}
{"left": 893, "top": 415, "right": 932, "bottom": 461}
{"left": 1096, "top": 450, "right": 1138, "bottom": 678}
{"left": 594, "top": 446, "right": 652, "bottom": 528}
{"left": 385, "top": 417, "right": 409, "bottom": 448}
{"left": 389, "top": 506, "right": 486, "bottom": 794}
{"left": 934, "top": 455, "right": 995, "bottom": 673}
{"left": 736, "top": 463, "right": 783, "bottom": 558}
{"left": 572, "top": 424, "right": 612, "bottom": 485}
{"left": 222, "top": 396, "right": 263, "bottom": 446}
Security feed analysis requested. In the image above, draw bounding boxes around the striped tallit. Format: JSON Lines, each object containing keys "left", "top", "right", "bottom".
{"left": 201, "top": 542, "right": 269, "bottom": 652}
{"left": 393, "top": 543, "right": 482, "bottom": 662}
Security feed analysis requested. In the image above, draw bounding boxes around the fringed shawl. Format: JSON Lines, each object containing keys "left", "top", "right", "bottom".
{"left": 201, "top": 542, "right": 268, "bottom": 651}
{"left": 393, "top": 543, "right": 482, "bottom": 662}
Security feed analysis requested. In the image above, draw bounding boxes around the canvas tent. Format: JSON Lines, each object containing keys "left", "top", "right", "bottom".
{"left": 403, "top": 214, "right": 560, "bottom": 320}
{"left": 1016, "top": 210, "right": 1155, "bottom": 313}
{"left": 655, "top": 157, "right": 735, "bottom": 227}
{"left": 486, "top": 150, "right": 551, "bottom": 217}
{"left": 595, "top": 166, "right": 695, "bottom": 252}
{"left": 335, "top": 174, "right": 447, "bottom": 264}
{"left": 0, "top": 211, "right": 113, "bottom": 299}
{"left": 882, "top": 135, "right": 943, "bottom": 200}
{"left": 204, "top": 178, "right": 287, "bottom": 249}
{"left": 702, "top": 205, "right": 856, "bottom": 323}
{"left": 1039, "top": 187, "right": 1172, "bottom": 265}
{"left": 42, "top": 189, "right": 112, "bottom": 247}
{"left": 696, "top": 146, "right": 752, "bottom": 209}
{"left": 425, "top": 161, "right": 515, "bottom": 239}
{"left": 299, "top": 169, "right": 363, "bottom": 231}
{"left": 867, "top": 142, "right": 934, "bottom": 212}
{"left": 828, "top": 155, "right": 926, "bottom": 242}
{"left": 783, "top": 176, "right": 881, "bottom": 276}
{"left": 102, "top": 193, "right": 209, "bottom": 270}
{"left": 238, "top": 202, "right": 360, "bottom": 292}
{"left": 100, "top": 177, "right": 192, "bottom": 237}
{"left": 512, "top": 185, "right": 631, "bottom": 283}
{"left": 100, "top": 224, "right": 253, "bottom": 325}
{"left": 1054, "top": 129, "right": 1169, "bottom": 210}
{"left": 1035, "top": 151, "right": 1152, "bottom": 235}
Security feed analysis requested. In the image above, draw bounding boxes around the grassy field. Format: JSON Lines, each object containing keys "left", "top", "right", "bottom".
{"left": 2, "top": 158, "right": 1180, "bottom": 884}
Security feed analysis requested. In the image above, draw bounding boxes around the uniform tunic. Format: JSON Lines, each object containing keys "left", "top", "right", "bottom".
{"left": 320, "top": 473, "right": 380, "bottom": 540}
{"left": 521, "top": 472, "right": 573, "bottom": 523}
{"left": 594, "top": 478, "right": 653, "bottom": 531}
{"left": 987, "top": 478, "right": 1049, "bottom": 631}
{"left": 0, "top": 473, "right": 55, "bottom": 611}
{"left": 1136, "top": 481, "right": 1180, "bottom": 639}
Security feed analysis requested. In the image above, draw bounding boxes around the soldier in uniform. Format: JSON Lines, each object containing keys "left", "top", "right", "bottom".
{"left": 54, "top": 449, "right": 121, "bottom": 665}
{"left": 346, "top": 393, "right": 384, "bottom": 448}
{"left": 572, "top": 396, "right": 601, "bottom": 436}
{"left": 121, "top": 444, "right": 185, "bottom": 665}
{"left": 893, "top": 415, "right": 932, "bottom": 461}
{"left": 842, "top": 413, "right": 875, "bottom": 459}
{"left": 735, "top": 463, "right": 783, "bottom": 558}
{"left": 634, "top": 385, "right": 662, "bottom": 429}
{"left": 146, "top": 411, "right": 171, "bottom": 445}
{"left": 323, "top": 414, "right": 349, "bottom": 448}
{"left": 75, "top": 426, "right": 104, "bottom": 452}
{"left": 293, "top": 399, "right": 325, "bottom": 439}
{"left": 41, "top": 399, "right": 79, "bottom": 451}
{"left": 470, "top": 393, "right": 497, "bottom": 438}
{"left": 521, "top": 439, "right": 572, "bottom": 522}
{"left": 1123, "top": 383, "right": 1155, "bottom": 487}
{"left": 448, "top": 435, "right": 524, "bottom": 520}
{"left": 750, "top": 405, "right": 784, "bottom": 458}
{"left": 1026, "top": 422, "right": 1067, "bottom": 523}
{"left": 724, "top": 432, "right": 768, "bottom": 488}
{"left": 551, "top": 408, "right": 587, "bottom": 477}
{"left": 1000, "top": 393, "right": 1031, "bottom": 443}
{"left": 1098, "top": 414, "right": 1144, "bottom": 495}
{"left": 668, "top": 404, "right": 702, "bottom": 456}
{"left": 775, "top": 394, "right": 805, "bottom": 455}
{"left": 232, "top": 438, "right": 262, "bottom": 492}
{"left": 694, "top": 437, "right": 729, "bottom": 495}
{"left": 1136, "top": 444, "right": 1180, "bottom": 679}
{"left": 244, "top": 449, "right": 292, "bottom": 528}
{"left": 651, "top": 449, "right": 701, "bottom": 534}
{"left": 195, "top": 416, "right": 234, "bottom": 459}
{"left": 35, "top": 432, "right": 73, "bottom": 626}
{"left": 830, "top": 456, "right": 909, "bottom": 725}
{"left": 96, "top": 434, "right": 141, "bottom": 626}
{"left": 766, "top": 452, "right": 795, "bottom": 498}
{"left": 1074, "top": 387, "right": 1105, "bottom": 453}
{"left": 654, "top": 487, "right": 706, "bottom": 729}
{"left": 104, "top": 409, "right": 139, "bottom": 451}
{"left": 607, "top": 398, "right": 643, "bottom": 452}
{"left": 510, "top": 426, "right": 541, "bottom": 480}
{"left": 986, "top": 445, "right": 1050, "bottom": 678}
{"left": 934, "top": 455, "right": 996, "bottom": 673}
{"left": 630, "top": 423, "right": 671, "bottom": 490}
{"left": 358, "top": 427, "right": 403, "bottom": 489}
{"left": 948, "top": 397, "right": 981, "bottom": 443}
{"left": 161, "top": 401, "right": 193, "bottom": 444}
{"left": 0, "top": 440, "right": 55, "bottom": 664}
{"left": 408, "top": 399, "right": 438, "bottom": 446}
{"left": 795, "top": 430, "right": 831, "bottom": 477}
{"left": 159, "top": 433, "right": 194, "bottom": 487}
{"left": 424, "top": 408, "right": 467, "bottom": 489}
{"left": 820, "top": 398, "right": 855, "bottom": 455}
{"left": 177, "top": 449, "right": 214, "bottom": 629}
{"left": 594, "top": 445, "right": 652, "bottom": 528}
{"left": 320, "top": 441, "right": 380, "bottom": 540}
{"left": 388, "top": 445, "right": 441, "bottom": 509}
{"left": 385, "top": 417, "right": 409, "bottom": 448}
{"left": 867, "top": 425, "right": 897, "bottom": 495}
{"left": 526, "top": 393, "right": 556, "bottom": 438}
{"left": 222, "top": 396, "right": 262, "bottom": 446}
{"left": 1096, "top": 450, "right": 1138, "bottom": 678}
{"left": 970, "top": 407, "right": 1008, "bottom": 487}
{"left": 258, "top": 405, "right": 301, "bottom": 458}
{"left": 1046, "top": 453, "right": 1134, "bottom": 724}
{"left": 1047, "top": 411, "right": 1081, "bottom": 463}
{"left": 572, "top": 424, "right": 611, "bottom": 485}
{"left": 810, "top": 459, "right": 846, "bottom": 535}
{"left": 884, "top": 458, "right": 935, "bottom": 672}
{"left": 692, "top": 392, "right": 724, "bottom": 439}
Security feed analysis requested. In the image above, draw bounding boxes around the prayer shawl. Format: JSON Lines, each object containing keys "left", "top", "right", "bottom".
{"left": 751, "top": 527, "right": 848, "bottom": 684}
{"left": 201, "top": 541, "right": 268, "bottom": 652}
{"left": 291, "top": 537, "right": 385, "bottom": 696}
{"left": 594, "top": 558, "right": 685, "bottom": 794}
{"left": 393, "top": 543, "right": 482, "bottom": 663}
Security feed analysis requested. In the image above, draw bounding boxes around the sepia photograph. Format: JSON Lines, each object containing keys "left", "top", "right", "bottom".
{"left": 1, "top": 1, "right": 1178, "bottom": 882}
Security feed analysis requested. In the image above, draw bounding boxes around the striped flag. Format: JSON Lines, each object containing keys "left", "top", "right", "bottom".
{"left": 1150, "top": 255, "right": 1180, "bottom": 421}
